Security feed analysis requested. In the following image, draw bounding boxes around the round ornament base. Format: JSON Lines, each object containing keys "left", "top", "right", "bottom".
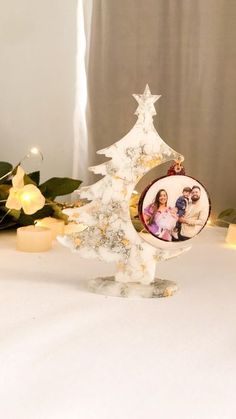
{"left": 88, "top": 277, "right": 178, "bottom": 298}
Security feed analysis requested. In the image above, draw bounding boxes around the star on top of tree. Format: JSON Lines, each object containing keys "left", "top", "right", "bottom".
{"left": 133, "top": 84, "right": 161, "bottom": 117}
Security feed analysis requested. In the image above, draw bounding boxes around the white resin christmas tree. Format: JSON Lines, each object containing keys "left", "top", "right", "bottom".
{"left": 60, "top": 85, "right": 189, "bottom": 297}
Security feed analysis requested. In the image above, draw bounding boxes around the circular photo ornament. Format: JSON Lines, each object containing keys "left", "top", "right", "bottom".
{"left": 138, "top": 175, "right": 211, "bottom": 243}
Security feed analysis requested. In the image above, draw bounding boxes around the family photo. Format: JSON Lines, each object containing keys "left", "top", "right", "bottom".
{"left": 140, "top": 175, "right": 211, "bottom": 242}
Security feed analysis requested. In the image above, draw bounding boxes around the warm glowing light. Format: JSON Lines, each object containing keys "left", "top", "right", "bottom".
{"left": 207, "top": 219, "right": 212, "bottom": 225}
{"left": 222, "top": 243, "right": 236, "bottom": 250}
{"left": 225, "top": 224, "right": 236, "bottom": 246}
{"left": 35, "top": 217, "right": 65, "bottom": 239}
{"left": 6, "top": 166, "right": 45, "bottom": 214}
{"left": 30, "top": 147, "right": 39, "bottom": 155}
{"left": 23, "top": 147, "right": 43, "bottom": 162}
{"left": 21, "top": 193, "right": 32, "bottom": 202}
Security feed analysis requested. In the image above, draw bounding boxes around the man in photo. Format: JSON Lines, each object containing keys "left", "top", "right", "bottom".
{"left": 178, "top": 186, "right": 208, "bottom": 240}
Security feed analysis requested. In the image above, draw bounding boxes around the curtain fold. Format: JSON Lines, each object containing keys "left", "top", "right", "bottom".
{"left": 73, "top": 0, "right": 93, "bottom": 183}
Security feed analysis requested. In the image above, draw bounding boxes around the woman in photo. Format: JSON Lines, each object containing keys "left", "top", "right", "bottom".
{"left": 143, "top": 189, "right": 178, "bottom": 241}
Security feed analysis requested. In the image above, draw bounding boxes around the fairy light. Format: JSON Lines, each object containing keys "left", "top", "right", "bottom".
{"left": 30, "top": 147, "right": 39, "bottom": 155}
{"left": 0, "top": 147, "right": 43, "bottom": 184}
{"left": 20, "top": 146, "right": 44, "bottom": 165}
{"left": 0, "top": 147, "right": 45, "bottom": 225}
{"left": 21, "top": 192, "right": 33, "bottom": 203}
{"left": 29, "top": 147, "right": 43, "bottom": 160}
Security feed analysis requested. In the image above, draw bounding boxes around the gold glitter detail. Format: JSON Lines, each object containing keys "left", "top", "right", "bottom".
{"left": 140, "top": 263, "right": 147, "bottom": 272}
{"left": 72, "top": 212, "right": 80, "bottom": 219}
{"left": 137, "top": 154, "right": 162, "bottom": 168}
{"left": 74, "top": 238, "right": 81, "bottom": 246}
{"left": 117, "top": 262, "right": 125, "bottom": 270}
{"left": 163, "top": 288, "right": 173, "bottom": 297}
{"left": 100, "top": 224, "right": 108, "bottom": 235}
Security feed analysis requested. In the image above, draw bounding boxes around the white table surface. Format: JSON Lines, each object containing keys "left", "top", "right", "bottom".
{"left": 0, "top": 226, "right": 236, "bottom": 419}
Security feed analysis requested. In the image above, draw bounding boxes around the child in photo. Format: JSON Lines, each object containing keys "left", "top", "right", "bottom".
{"left": 172, "top": 186, "right": 192, "bottom": 239}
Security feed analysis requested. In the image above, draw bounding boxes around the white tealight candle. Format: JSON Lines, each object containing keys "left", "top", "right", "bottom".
{"left": 35, "top": 217, "right": 65, "bottom": 239}
{"left": 17, "top": 226, "right": 52, "bottom": 252}
{"left": 64, "top": 222, "right": 87, "bottom": 235}
{"left": 226, "top": 224, "right": 236, "bottom": 245}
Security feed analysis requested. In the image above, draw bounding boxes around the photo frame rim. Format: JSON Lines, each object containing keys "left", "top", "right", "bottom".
{"left": 138, "top": 173, "right": 211, "bottom": 242}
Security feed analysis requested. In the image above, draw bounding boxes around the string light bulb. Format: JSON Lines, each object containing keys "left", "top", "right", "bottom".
{"left": 30, "top": 147, "right": 39, "bottom": 155}
{"left": 24, "top": 147, "right": 43, "bottom": 162}
{"left": 19, "top": 146, "right": 44, "bottom": 172}
{"left": 21, "top": 192, "right": 32, "bottom": 202}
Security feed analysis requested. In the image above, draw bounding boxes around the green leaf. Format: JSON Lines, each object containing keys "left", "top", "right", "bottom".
{"left": 0, "top": 162, "right": 12, "bottom": 182}
{"left": 9, "top": 209, "right": 21, "bottom": 220}
{"left": 0, "top": 206, "right": 20, "bottom": 230}
{"left": 18, "top": 205, "right": 54, "bottom": 226}
{"left": 31, "top": 205, "right": 54, "bottom": 220}
{"left": 39, "top": 177, "right": 82, "bottom": 199}
{"left": 0, "top": 184, "right": 10, "bottom": 200}
{"left": 27, "top": 171, "right": 40, "bottom": 186}
{"left": 49, "top": 202, "right": 69, "bottom": 223}
{"left": 0, "top": 220, "right": 18, "bottom": 230}
{"left": 218, "top": 208, "right": 236, "bottom": 219}
{"left": 217, "top": 208, "right": 236, "bottom": 225}
{"left": 23, "top": 173, "right": 36, "bottom": 186}
{"left": 18, "top": 213, "right": 35, "bottom": 226}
